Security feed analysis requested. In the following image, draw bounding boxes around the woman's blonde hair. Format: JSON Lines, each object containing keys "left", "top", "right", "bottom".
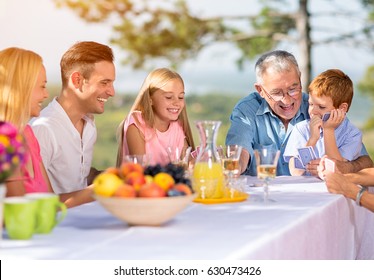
{"left": 0, "top": 47, "right": 43, "bottom": 130}
{"left": 116, "top": 68, "right": 195, "bottom": 166}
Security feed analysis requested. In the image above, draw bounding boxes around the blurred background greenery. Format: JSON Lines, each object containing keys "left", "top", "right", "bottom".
{"left": 49, "top": 0, "right": 374, "bottom": 170}
{"left": 46, "top": 84, "right": 374, "bottom": 171}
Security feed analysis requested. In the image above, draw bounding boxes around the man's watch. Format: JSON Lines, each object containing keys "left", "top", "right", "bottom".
{"left": 355, "top": 185, "right": 367, "bottom": 207}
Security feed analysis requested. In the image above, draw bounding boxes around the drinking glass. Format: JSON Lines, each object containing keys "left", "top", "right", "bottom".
{"left": 220, "top": 145, "right": 243, "bottom": 179}
{"left": 254, "top": 147, "right": 280, "bottom": 203}
{"left": 123, "top": 154, "right": 151, "bottom": 167}
{"left": 167, "top": 146, "right": 191, "bottom": 171}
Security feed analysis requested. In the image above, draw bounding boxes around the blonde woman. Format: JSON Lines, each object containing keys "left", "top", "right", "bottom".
{"left": 116, "top": 68, "right": 195, "bottom": 166}
{"left": 0, "top": 47, "right": 93, "bottom": 208}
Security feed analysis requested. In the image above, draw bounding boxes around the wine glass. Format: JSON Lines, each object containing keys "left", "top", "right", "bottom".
{"left": 254, "top": 147, "right": 280, "bottom": 203}
{"left": 220, "top": 145, "right": 243, "bottom": 179}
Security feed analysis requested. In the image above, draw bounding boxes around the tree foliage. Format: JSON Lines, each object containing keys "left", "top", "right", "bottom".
{"left": 55, "top": 0, "right": 374, "bottom": 119}
{"left": 54, "top": 0, "right": 301, "bottom": 67}
{"left": 358, "top": 65, "right": 374, "bottom": 128}
{"left": 55, "top": 0, "right": 374, "bottom": 88}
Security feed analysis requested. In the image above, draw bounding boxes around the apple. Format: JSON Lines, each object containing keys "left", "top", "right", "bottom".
{"left": 138, "top": 182, "right": 166, "bottom": 197}
{"left": 153, "top": 172, "right": 175, "bottom": 191}
{"left": 113, "top": 183, "right": 137, "bottom": 198}
{"left": 125, "top": 171, "right": 146, "bottom": 191}
{"left": 120, "top": 162, "right": 144, "bottom": 177}
{"left": 93, "top": 173, "right": 123, "bottom": 197}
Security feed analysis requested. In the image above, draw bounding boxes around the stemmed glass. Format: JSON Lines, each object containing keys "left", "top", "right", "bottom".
{"left": 220, "top": 145, "right": 243, "bottom": 179}
{"left": 219, "top": 144, "right": 243, "bottom": 198}
{"left": 254, "top": 147, "right": 280, "bottom": 203}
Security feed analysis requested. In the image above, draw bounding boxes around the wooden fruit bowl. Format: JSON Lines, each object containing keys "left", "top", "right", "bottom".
{"left": 94, "top": 194, "right": 196, "bottom": 226}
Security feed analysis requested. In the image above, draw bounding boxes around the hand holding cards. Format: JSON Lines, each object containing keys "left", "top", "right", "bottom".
{"left": 297, "top": 146, "right": 317, "bottom": 168}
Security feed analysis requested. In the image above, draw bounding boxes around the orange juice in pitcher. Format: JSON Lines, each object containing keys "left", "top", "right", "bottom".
{"left": 192, "top": 121, "right": 225, "bottom": 199}
{"left": 193, "top": 162, "right": 224, "bottom": 199}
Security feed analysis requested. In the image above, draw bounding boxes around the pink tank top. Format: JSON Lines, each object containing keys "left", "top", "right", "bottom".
{"left": 22, "top": 125, "right": 49, "bottom": 193}
{"left": 122, "top": 111, "right": 185, "bottom": 165}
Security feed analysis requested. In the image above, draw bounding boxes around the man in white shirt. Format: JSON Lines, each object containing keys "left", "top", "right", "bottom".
{"left": 31, "top": 41, "right": 116, "bottom": 194}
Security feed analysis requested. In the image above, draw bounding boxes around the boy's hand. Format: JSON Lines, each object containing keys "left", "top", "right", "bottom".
{"left": 322, "top": 109, "right": 345, "bottom": 130}
{"left": 309, "top": 115, "right": 322, "bottom": 144}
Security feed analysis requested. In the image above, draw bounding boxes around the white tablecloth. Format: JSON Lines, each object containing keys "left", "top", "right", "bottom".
{"left": 1, "top": 176, "right": 373, "bottom": 260}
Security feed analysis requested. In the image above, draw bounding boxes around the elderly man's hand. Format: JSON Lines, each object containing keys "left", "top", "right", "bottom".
{"left": 324, "top": 171, "right": 359, "bottom": 200}
{"left": 324, "top": 172, "right": 345, "bottom": 194}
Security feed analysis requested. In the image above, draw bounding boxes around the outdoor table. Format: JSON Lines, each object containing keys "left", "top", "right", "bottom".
{"left": 1, "top": 176, "right": 373, "bottom": 260}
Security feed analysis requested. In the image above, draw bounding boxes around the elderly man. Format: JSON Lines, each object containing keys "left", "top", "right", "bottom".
{"left": 226, "top": 50, "right": 372, "bottom": 176}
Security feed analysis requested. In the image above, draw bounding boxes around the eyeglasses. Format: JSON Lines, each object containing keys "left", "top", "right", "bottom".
{"left": 260, "top": 84, "right": 302, "bottom": 101}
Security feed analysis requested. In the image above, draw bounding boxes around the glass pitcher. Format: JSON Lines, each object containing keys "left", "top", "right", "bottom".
{"left": 192, "top": 120, "right": 225, "bottom": 199}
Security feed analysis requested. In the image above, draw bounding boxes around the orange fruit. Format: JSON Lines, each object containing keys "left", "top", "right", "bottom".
{"left": 153, "top": 172, "right": 175, "bottom": 191}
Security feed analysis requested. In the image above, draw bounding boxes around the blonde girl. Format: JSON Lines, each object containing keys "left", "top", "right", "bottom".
{"left": 116, "top": 68, "right": 195, "bottom": 166}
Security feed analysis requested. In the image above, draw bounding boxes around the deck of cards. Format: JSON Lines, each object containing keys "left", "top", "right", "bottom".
{"left": 324, "top": 157, "right": 336, "bottom": 172}
{"left": 295, "top": 146, "right": 317, "bottom": 169}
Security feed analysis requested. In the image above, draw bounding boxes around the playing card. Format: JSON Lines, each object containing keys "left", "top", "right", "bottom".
{"left": 297, "top": 147, "right": 317, "bottom": 167}
{"left": 322, "top": 112, "right": 331, "bottom": 122}
{"left": 283, "top": 155, "right": 292, "bottom": 162}
{"left": 308, "top": 146, "right": 317, "bottom": 159}
{"left": 294, "top": 157, "right": 305, "bottom": 169}
{"left": 324, "top": 158, "right": 335, "bottom": 172}
{"left": 191, "top": 146, "right": 201, "bottom": 158}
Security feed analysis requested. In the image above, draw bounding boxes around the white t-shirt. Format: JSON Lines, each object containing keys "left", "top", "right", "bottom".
{"left": 30, "top": 98, "right": 97, "bottom": 194}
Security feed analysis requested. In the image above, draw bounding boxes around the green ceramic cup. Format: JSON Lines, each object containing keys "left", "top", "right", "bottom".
{"left": 25, "top": 193, "right": 67, "bottom": 234}
{"left": 4, "top": 197, "right": 37, "bottom": 240}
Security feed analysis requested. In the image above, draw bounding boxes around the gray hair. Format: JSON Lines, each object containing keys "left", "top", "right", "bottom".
{"left": 255, "top": 50, "right": 301, "bottom": 84}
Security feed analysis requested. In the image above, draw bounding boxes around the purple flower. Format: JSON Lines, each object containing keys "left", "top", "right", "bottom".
{"left": 0, "top": 121, "right": 26, "bottom": 183}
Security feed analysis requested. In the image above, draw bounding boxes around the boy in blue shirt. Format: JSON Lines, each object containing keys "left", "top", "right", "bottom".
{"left": 284, "top": 69, "right": 362, "bottom": 176}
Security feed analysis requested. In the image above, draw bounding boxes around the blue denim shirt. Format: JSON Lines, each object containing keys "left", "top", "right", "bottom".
{"left": 225, "top": 92, "right": 310, "bottom": 176}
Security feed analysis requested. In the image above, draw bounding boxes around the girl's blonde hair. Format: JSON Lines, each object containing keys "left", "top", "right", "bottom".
{"left": 116, "top": 68, "right": 195, "bottom": 166}
{"left": 0, "top": 47, "right": 43, "bottom": 130}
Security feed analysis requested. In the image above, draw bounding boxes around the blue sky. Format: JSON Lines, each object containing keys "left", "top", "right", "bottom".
{"left": 0, "top": 0, "right": 373, "bottom": 97}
